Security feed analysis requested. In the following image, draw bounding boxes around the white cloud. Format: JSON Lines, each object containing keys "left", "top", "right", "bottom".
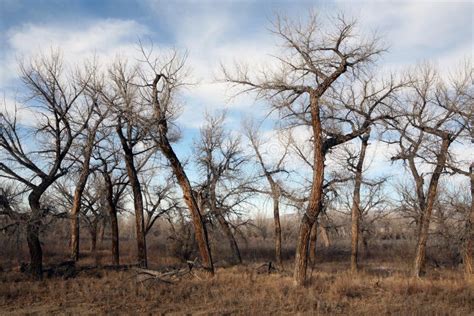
{"left": 0, "top": 19, "right": 149, "bottom": 88}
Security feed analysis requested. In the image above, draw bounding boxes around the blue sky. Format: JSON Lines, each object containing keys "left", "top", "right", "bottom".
{"left": 1, "top": 0, "right": 473, "bottom": 213}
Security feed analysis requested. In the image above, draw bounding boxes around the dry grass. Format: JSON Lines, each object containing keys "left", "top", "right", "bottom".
{"left": 1, "top": 260, "right": 472, "bottom": 315}
{"left": 1, "top": 232, "right": 472, "bottom": 315}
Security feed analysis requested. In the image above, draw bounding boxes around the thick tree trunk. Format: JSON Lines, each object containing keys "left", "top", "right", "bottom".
{"left": 110, "top": 211, "right": 120, "bottom": 266}
{"left": 116, "top": 126, "right": 147, "bottom": 268}
{"left": 350, "top": 133, "right": 369, "bottom": 273}
{"left": 26, "top": 222, "right": 42, "bottom": 279}
{"left": 413, "top": 137, "right": 450, "bottom": 277}
{"left": 273, "top": 194, "right": 283, "bottom": 268}
{"left": 158, "top": 136, "right": 214, "bottom": 274}
{"left": 27, "top": 191, "right": 44, "bottom": 280}
{"left": 127, "top": 169, "right": 147, "bottom": 268}
{"left": 103, "top": 171, "right": 120, "bottom": 266}
{"left": 309, "top": 222, "right": 318, "bottom": 267}
{"left": 464, "top": 163, "right": 474, "bottom": 274}
{"left": 294, "top": 94, "right": 324, "bottom": 286}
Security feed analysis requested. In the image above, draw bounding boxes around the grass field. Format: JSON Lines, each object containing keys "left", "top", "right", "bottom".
{"left": 1, "top": 239, "right": 473, "bottom": 315}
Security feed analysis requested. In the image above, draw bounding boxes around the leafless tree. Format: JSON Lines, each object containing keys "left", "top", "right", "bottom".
{"left": 136, "top": 45, "right": 214, "bottom": 274}
{"left": 223, "top": 13, "right": 403, "bottom": 285}
{"left": 94, "top": 136, "right": 129, "bottom": 266}
{"left": 389, "top": 63, "right": 471, "bottom": 277}
{"left": 0, "top": 51, "right": 92, "bottom": 278}
{"left": 99, "top": 60, "right": 157, "bottom": 268}
{"left": 141, "top": 170, "right": 179, "bottom": 236}
{"left": 244, "top": 120, "right": 290, "bottom": 267}
{"left": 69, "top": 65, "right": 109, "bottom": 261}
{"left": 195, "top": 111, "right": 249, "bottom": 264}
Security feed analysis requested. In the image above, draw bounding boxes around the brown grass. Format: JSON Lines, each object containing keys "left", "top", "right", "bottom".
{"left": 1, "top": 260, "right": 472, "bottom": 315}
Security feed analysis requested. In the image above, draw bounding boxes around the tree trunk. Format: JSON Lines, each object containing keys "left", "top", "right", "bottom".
{"left": 27, "top": 191, "right": 44, "bottom": 279}
{"left": 99, "top": 217, "right": 106, "bottom": 245}
{"left": 309, "top": 222, "right": 318, "bottom": 267}
{"left": 103, "top": 172, "right": 120, "bottom": 266}
{"left": 294, "top": 94, "right": 325, "bottom": 286}
{"left": 26, "top": 222, "right": 42, "bottom": 279}
{"left": 110, "top": 211, "right": 119, "bottom": 265}
{"left": 413, "top": 137, "right": 450, "bottom": 277}
{"left": 70, "top": 118, "right": 102, "bottom": 262}
{"left": 89, "top": 219, "right": 98, "bottom": 254}
{"left": 158, "top": 136, "right": 214, "bottom": 274}
{"left": 116, "top": 126, "right": 147, "bottom": 268}
{"left": 70, "top": 145, "right": 94, "bottom": 261}
{"left": 215, "top": 212, "right": 242, "bottom": 264}
{"left": 273, "top": 194, "right": 283, "bottom": 268}
{"left": 464, "top": 163, "right": 474, "bottom": 274}
{"left": 350, "top": 133, "right": 369, "bottom": 273}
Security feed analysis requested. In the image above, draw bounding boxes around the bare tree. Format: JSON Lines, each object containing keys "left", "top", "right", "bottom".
{"left": 136, "top": 46, "right": 214, "bottom": 274}
{"left": 99, "top": 60, "right": 157, "bottom": 268}
{"left": 95, "top": 138, "right": 129, "bottom": 266}
{"left": 389, "top": 63, "right": 471, "bottom": 277}
{"left": 70, "top": 69, "right": 108, "bottom": 261}
{"left": 141, "top": 170, "right": 179, "bottom": 236}
{"left": 223, "top": 13, "right": 402, "bottom": 285}
{"left": 0, "top": 51, "right": 91, "bottom": 278}
{"left": 195, "top": 111, "right": 248, "bottom": 264}
{"left": 244, "top": 120, "right": 290, "bottom": 268}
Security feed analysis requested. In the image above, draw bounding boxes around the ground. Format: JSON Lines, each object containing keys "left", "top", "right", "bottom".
{"left": 1, "top": 257, "right": 473, "bottom": 315}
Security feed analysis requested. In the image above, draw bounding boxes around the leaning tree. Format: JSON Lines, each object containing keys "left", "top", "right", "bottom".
{"left": 389, "top": 63, "right": 472, "bottom": 277}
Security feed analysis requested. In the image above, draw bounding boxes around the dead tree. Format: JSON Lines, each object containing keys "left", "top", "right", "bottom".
{"left": 136, "top": 47, "right": 214, "bottom": 274}
{"left": 344, "top": 131, "right": 372, "bottom": 273}
{"left": 244, "top": 120, "right": 290, "bottom": 268}
{"left": 70, "top": 77, "right": 108, "bottom": 261}
{"left": 389, "top": 64, "right": 471, "bottom": 277}
{"left": 195, "top": 112, "right": 249, "bottom": 264}
{"left": 95, "top": 138, "right": 128, "bottom": 266}
{"left": 0, "top": 52, "right": 91, "bottom": 279}
{"left": 223, "top": 13, "right": 402, "bottom": 285}
{"left": 441, "top": 64, "right": 473, "bottom": 274}
{"left": 141, "top": 171, "right": 179, "bottom": 236}
{"left": 99, "top": 60, "right": 158, "bottom": 269}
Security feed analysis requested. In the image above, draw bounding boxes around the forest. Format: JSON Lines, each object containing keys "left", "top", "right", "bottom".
{"left": 0, "top": 11, "right": 473, "bottom": 314}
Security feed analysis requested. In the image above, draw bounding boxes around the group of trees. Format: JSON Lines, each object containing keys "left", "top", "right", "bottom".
{"left": 1, "top": 13, "right": 472, "bottom": 285}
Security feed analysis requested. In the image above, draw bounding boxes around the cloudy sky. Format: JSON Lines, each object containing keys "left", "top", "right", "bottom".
{"left": 0, "top": 0, "right": 472, "bottom": 211}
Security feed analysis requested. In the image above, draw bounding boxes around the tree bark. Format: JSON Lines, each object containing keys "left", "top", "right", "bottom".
{"left": 27, "top": 190, "right": 45, "bottom": 279}
{"left": 158, "top": 135, "right": 214, "bottom": 274}
{"left": 103, "top": 171, "right": 120, "bottom": 266}
{"left": 70, "top": 144, "right": 94, "bottom": 262}
{"left": 109, "top": 211, "right": 120, "bottom": 266}
{"left": 116, "top": 126, "right": 147, "bottom": 268}
{"left": 350, "top": 133, "right": 370, "bottom": 273}
{"left": 309, "top": 221, "right": 318, "bottom": 267}
{"left": 413, "top": 137, "right": 450, "bottom": 277}
{"left": 273, "top": 194, "right": 283, "bottom": 268}
{"left": 294, "top": 93, "right": 325, "bottom": 286}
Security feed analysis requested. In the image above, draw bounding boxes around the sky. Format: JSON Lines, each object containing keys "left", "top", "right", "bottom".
{"left": 0, "top": 0, "right": 473, "bottom": 214}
